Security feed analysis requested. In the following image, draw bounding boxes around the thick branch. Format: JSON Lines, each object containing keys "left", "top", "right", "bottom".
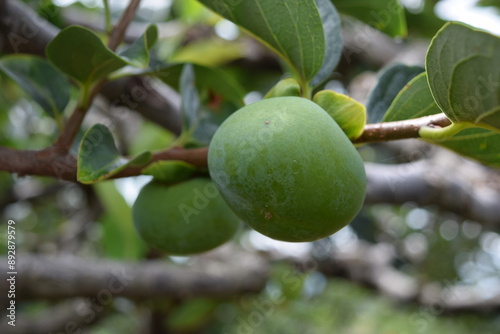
{"left": 0, "top": 246, "right": 268, "bottom": 301}
{"left": 312, "top": 240, "right": 500, "bottom": 313}
{"left": 0, "top": 299, "right": 110, "bottom": 334}
{"left": 353, "top": 113, "right": 452, "bottom": 143}
{"left": 365, "top": 160, "right": 500, "bottom": 226}
{"left": 0, "top": 146, "right": 207, "bottom": 182}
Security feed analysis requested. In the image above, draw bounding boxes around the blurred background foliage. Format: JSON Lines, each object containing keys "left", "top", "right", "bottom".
{"left": 1, "top": 0, "right": 500, "bottom": 333}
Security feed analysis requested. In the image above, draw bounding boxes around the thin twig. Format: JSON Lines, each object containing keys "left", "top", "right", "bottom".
{"left": 353, "top": 113, "right": 451, "bottom": 143}
{"left": 107, "top": 0, "right": 142, "bottom": 51}
{"left": 53, "top": 80, "right": 107, "bottom": 152}
{"left": 52, "top": 0, "right": 143, "bottom": 152}
{"left": 0, "top": 114, "right": 456, "bottom": 182}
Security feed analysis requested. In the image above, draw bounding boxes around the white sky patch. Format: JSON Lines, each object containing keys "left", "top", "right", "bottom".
{"left": 54, "top": 0, "right": 171, "bottom": 10}
{"left": 247, "top": 230, "right": 312, "bottom": 258}
{"left": 215, "top": 19, "right": 240, "bottom": 41}
{"left": 114, "top": 175, "right": 152, "bottom": 206}
{"left": 436, "top": 0, "right": 500, "bottom": 35}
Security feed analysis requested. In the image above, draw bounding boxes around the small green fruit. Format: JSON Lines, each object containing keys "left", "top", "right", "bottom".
{"left": 208, "top": 97, "right": 366, "bottom": 242}
{"left": 133, "top": 178, "right": 240, "bottom": 255}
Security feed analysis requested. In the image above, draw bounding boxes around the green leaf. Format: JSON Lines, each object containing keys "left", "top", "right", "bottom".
{"left": 180, "top": 64, "right": 201, "bottom": 130}
{"left": 94, "top": 181, "right": 147, "bottom": 260}
{"left": 333, "top": 0, "right": 407, "bottom": 37}
{"left": 311, "top": 0, "right": 343, "bottom": 87}
{"left": 426, "top": 22, "right": 500, "bottom": 129}
{"left": 128, "top": 121, "right": 176, "bottom": 156}
{"left": 449, "top": 56, "right": 500, "bottom": 129}
{"left": 156, "top": 63, "right": 245, "bottom": 106}
{"left": 142, "top": 160, "right": 196, "bottom": 184}
{"left": 314, "top": 90, "right": 366, "bottom": 140}
{"left": 367, "top": 63, "right": 424, "bottom": 123}
{"left": 77, "top": 124, "right": 152, "bottom": 184}
{"left": 167, "top": 298, "right": 218, "bottom": 332}
{"left": 476, "top": 0, "right": 500, "bottom": 11}
{"left": 384, "top": 73, "right": 500, "bottom": 167}
{"left": 46, "top": 26, "right": 128, "bottom": 86}
{"left": 189, "top": 103, "right": 237, "bottom": 146}
{"left": 383, "top": 73, "right": 442, "bottom": 121}
{"left": 197, "top": 0, "right": 325, "bottom": 81}
{"left": 118, "top": 24, "right": 158, "bottom": 68}
{"left": 264, "top": 77, "right": 301, "bottom": 98}
{"left": 151, "top": 64, "right": 245, "bottom": 146}
{"left": 0, "top": 55, "right": 70, "bottom": 119}
{"left": 170, "top": 38, "right": 245, "bottom": 67}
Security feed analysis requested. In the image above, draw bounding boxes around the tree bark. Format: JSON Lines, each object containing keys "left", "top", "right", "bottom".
{"left": 0, "top": 246, "right": 269, "bottom": 301}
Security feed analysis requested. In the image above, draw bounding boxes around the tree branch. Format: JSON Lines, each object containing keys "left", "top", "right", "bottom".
{"left": 0, "top": 299, "right": 111, "bottom": 334}
{"left": 107, "top": 0, "right": 142, "bottom": 51}
{"left": 0, "top": 0, "right": 182, "bottom": 135}
{"left": 0, "top": 114, "right": 454, "bottom": 180}
{"left": 0, "top": 246, "right": 269, "bottom": 301}
{"left": 353, "top": 113, "right": 452, "bottom": 143}
{"left": 364, "top": 160, "right": 500, "bottom": 226}
{"left": 312, "top": 239, "right": 500, "bottom": 313}
{"left": 54, "top": 80, "right": 108, "bottom": 152}
{"left": 53, "top": 0, "right": 143, "bottom": 152}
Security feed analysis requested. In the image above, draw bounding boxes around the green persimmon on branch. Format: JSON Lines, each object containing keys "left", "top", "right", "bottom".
{"left": 4, "top": 1, "right": 500, "bottom": 257}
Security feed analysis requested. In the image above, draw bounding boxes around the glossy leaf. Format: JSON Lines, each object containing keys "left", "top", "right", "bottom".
{"left": 142, "top": 160, "right": 196, "bottom": 184}
{"left": 384, "top": 73, "right": 500, "bottom": 167}
{"left": 198, "top": 0, "right": 325, "bottom": 81}
{"left": 0, "top": 55, "right": 70, "bottom": 119}
{"left": 94, "top": 181, "right": 147, "bottom": 259}
{"left": 311, "top": 0, "right": 343, "bottom": 87}
{"left": 46, "top": 26, "right": 128, "bottom": 86}
{"left": 366, "top": 63, "right": 424, "bottom": 123}
{"left": 78, "top": 124, "right": 152, "bottom": 184}
{"left": 333, "top": 0, "right": 407, "bottom": 37}
{"left": 119, "top": 24, "right": 158, "bottom": 68}
{"left": 426, "top": 22, "right": 500, "bottom": 129}
{"left": 180, "top": 64, "right": 201, "bottom": 130}
{"left": 314, "top": 90, "right": 366, "bottom": 140}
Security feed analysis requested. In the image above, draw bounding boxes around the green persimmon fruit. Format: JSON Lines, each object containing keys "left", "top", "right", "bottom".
{"left": 208, "top": 97, "right": 366, "bottom": 242}
{"left": 133, "top": 178, "right": 240, "bottom": 255}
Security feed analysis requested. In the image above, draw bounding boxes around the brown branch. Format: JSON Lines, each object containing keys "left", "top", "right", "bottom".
{"left": 0, "top": 299, "right": 110, "bottom": 334}
{"left": 310, "top": 239, "right": 500, "bottom": 313}
{"left": 107, "top": 0, "right": 142, "bottom": 51}
{"left": 0, "top": 146, "right": 208, "bottom": 182}
{"left": 365, "top": 161, "right": 500, "bottom": 227}
{"left": 54, "top": 80, "right": 107, "bottom": 152}
{"left": 0, "top": 246, "right": 269, "bottom": 300}
{"left": 353, "top": 113, "right": 452, "bottom": 143}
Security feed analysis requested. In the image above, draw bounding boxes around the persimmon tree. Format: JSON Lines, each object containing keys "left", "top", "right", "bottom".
{"left": 0, "top": 0, "right": 499, "bottom": 332}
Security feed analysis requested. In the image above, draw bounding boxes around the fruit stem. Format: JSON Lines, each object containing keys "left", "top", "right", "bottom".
{"left": 419, "top": 122, "right": 471, "bottom": 140}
